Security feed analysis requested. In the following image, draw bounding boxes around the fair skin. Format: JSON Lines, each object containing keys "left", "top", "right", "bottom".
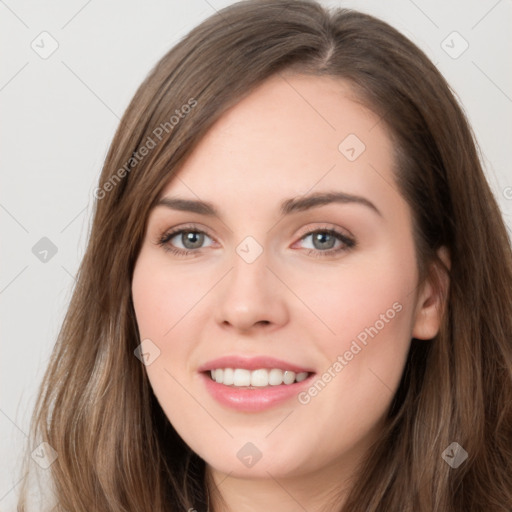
{"left": 131, "top": 73, "right": 447, "bottom": 512}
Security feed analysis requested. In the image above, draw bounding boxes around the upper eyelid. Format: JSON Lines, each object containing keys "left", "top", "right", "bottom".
{"left": 159, "top": 222, "right": 351, "bottom": 236}
{"left": 295, "top": 223, "right": 354, "bottom": 240}
{"left": 163, "top": 224, "right": 215, "bottom": 239}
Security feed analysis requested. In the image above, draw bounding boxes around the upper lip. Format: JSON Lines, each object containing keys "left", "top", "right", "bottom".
{"left": 198, "top": 355, "right": 314, "bottom": 374}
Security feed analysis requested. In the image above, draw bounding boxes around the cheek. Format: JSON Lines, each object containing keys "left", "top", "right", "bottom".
{"left": 287, "top": 245, "right": 418, "bottom": 401}
{"left": 131, "top": 255, "right": 206, "bottom": 422}
{"left": 287, "top": 254, "right": 416, "bottom": 448}
{"left": 131, "top": 254, "right": 217, "bottom": 341}
{"left": 131, "top": 252, "right": 226, "bottom": 407}
{"left": 288, "top": 248, "right": 417, "bottom": 341}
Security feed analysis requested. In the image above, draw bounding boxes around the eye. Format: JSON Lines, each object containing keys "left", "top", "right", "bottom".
{"left": 296, "top": 228, "right": 355, "bottom": 257}
{"left": 156, "top": 224, "right": 355, "bottom": 258}
{"left": 157, "top": 225, "right": 215, "bottom": 256}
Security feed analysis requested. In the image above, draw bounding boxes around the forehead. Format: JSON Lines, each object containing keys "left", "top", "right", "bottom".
{"left": 161, "top": 74, "right": 397, "bottom": 209}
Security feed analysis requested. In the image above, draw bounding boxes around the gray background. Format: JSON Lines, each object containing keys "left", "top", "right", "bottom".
{"left": 1, "top": 0, "right": 511, "bottom": 508}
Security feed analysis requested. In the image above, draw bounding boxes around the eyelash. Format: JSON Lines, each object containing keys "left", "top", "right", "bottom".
{"left": 156, "top": 223, "right": 356, "bottom": 258}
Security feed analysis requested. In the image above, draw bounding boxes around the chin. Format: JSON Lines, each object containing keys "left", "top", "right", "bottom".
{"left": 200, "top": 439, "right": 315, "bottom": 479}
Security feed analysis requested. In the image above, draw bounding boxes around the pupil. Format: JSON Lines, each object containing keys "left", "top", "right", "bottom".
{"left": 314, "top": 232, "right": 335, "bottom": 250}
{"left": 183, "top": 231, "right": 204, "bottom": 249}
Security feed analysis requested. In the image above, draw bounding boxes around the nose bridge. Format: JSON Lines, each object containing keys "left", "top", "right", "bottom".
{"left": 214, "top": 235, "right": 288, "bottom": 330}
{"left": 227, "top": 237, "right": 272, "bottom": 301}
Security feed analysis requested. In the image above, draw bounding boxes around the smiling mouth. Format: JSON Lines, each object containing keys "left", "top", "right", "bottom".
{"left": 207, "top": 368, "right": 313, "bottom": 387}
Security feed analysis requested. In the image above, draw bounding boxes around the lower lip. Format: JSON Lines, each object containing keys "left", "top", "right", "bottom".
{"left": 200, "top": 372, "right": 314, "bottom": 412}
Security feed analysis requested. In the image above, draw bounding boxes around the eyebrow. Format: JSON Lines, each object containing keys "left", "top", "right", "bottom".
{"left": 155, "top": 191, "right": 382, "bottom": 218}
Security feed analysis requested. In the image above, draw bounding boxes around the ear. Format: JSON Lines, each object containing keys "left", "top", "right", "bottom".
{"left": 412, "top": 246, "right": 451, "bottom": 340}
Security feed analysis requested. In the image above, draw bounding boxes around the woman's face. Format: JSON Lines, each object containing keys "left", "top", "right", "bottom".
{"left": 132, "top": 74, "right": 442, "bottom": 483}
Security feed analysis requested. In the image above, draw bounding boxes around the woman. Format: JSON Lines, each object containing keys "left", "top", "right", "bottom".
{"left": 17, "top": 0, "right": 512, "bottom": 510}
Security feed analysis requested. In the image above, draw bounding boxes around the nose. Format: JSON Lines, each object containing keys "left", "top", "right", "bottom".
{"left": 214, "top": 246, "right": 289, "bottom": 333}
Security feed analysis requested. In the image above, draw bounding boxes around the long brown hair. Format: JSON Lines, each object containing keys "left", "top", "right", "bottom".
{"left": 17, "top": 1, "right": 512, "bottom": 510}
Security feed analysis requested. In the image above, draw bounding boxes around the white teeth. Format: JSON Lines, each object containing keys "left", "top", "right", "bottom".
{"left": 233, "top": 369, "right": 251, "bottom": 386}
{"left": 251, "top": 369, "right": 269, "bottom": 387}
{"left": 295, "top": 372, "right": 308, "bottom": 382}
{"left": 283, "top": 370, "right": 295, "bottom": 385}
{"left": 223, "top": 368, "right": 234, "bottom": 385}
{"left": 268, "top": 368, "right": 284, "bottom": 386}
{"left": 209, "top": 368, "right": 310, "bottom": 387}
